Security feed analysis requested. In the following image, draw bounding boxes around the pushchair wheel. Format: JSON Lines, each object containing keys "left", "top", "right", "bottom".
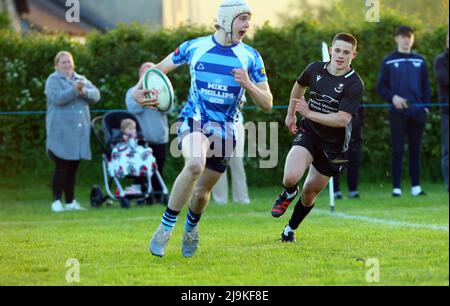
{"left": 145, "top": 194, "right": 155, "bottom": 205}
{"left": 90, "top": 185, "right": 104, "bottom": 208}
{"left": 119, "top": 197, "right": 130, "bottom": 209}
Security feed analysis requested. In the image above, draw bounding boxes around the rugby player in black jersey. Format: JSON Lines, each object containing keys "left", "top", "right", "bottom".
{"left": 271, "top": 33, "right": 365, "bottom": 242}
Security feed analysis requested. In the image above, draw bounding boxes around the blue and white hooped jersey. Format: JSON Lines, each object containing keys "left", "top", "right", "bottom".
{"left": 173, "top": 35, "right": 267, "bottom": 139}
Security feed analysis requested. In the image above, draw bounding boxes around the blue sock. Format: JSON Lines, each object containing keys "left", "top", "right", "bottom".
{"left": 185, "top": 208, "right": 202, "bottom": 232}
{"left": 161, "top": 207, "right": 180, "bottom": 231}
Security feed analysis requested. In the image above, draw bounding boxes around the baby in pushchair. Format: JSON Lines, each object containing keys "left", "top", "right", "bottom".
{"left": 108, "top": 118, "right": 154, "bottom": 181}
{"left": 90, "top": 111, "right": 169, "bottom": 208}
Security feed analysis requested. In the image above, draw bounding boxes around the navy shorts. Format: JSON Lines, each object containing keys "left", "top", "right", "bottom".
{"left": 177, "top": 118, "right": 236, "bottom": 174}
{"left": 292, "top": 130, "right": 348, "bottom": 177}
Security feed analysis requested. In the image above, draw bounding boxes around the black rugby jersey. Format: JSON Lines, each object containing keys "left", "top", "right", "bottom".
{"left": 297, "top": 61, "right": 364, "bottom": 152}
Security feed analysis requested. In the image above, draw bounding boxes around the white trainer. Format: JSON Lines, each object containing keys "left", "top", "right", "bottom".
{"left": 51, "top": 200, "right": 64, "bottom": 213}
{"left": 65, "top": 200, "right": 87, "bottom": 211}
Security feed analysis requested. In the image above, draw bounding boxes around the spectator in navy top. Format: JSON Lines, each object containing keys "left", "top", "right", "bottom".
{"left": 377, "top": 26, "right": 431, "bottom": 197}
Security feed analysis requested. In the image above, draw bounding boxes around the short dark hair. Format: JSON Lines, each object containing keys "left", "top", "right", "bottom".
{"left": 332, "top": 33, "right": 358, "bottom": 49}
{"left": 395, "top": 25, "right": 414, "bottom": 37}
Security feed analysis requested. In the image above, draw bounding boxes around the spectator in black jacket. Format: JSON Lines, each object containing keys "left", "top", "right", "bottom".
{"left": 434, "top": 32, "right": 449, "bottom": 192}
{"left": 377, "top": 26, "right": 431, "bottom": 197}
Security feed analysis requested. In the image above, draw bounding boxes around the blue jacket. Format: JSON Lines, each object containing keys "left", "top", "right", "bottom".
{"left": 377, "top": 50, "right": 431, "bottom": 115}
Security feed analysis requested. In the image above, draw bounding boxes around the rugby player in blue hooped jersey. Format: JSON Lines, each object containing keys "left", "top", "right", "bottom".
{"left": 133, "top": 0, "right": 273, "bottom": 258}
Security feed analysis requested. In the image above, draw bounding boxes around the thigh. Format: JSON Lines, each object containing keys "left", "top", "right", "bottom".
{"left": 181, "top": 131, "right": 210, "bottom": 166}
{"left": 389, "top": 112, "right": 407, "bottom": 146}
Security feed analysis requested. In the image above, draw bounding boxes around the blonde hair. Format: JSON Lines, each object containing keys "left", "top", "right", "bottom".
{"left": 121, "top": 119, "right": 136, "bottom": 132}
{"left": 54, "top": 51, "right": 74, "bottom": 67}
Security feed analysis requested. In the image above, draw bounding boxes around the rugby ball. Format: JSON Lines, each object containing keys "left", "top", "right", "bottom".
{"left": 142, "top": 68, "right": 174, "bottom": 112}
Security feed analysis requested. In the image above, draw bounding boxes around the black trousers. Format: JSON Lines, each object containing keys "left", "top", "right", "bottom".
{"left": 48, "top": 150, "right": 80, "bottom": 203}
{"left": 389, "top": 111, "right": 427, "bottom": 189}
{"left": 333, "top": 112, "right": 363, "bottom": 192}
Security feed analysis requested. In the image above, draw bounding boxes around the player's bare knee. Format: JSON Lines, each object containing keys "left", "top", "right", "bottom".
{"left": 192, "top": 188, "right": 210, "bottom": 205}
{"left": 184, "top": 161, "right": 204, "bottom": 179}
{"left": 283, "top": 176, "right": 299, "bottom": 188}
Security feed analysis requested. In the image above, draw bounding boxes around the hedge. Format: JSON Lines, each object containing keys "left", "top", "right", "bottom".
{"left": 0, "top": 17, "right": 447, "bottom": 187}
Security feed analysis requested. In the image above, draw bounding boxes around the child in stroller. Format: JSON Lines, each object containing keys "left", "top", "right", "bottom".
{"left": 91, "top": 111, "right": 169, "bottom": 208}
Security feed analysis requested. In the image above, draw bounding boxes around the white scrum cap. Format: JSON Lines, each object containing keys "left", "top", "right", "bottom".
{"left": 216, "top": 0, "right": 251, "bottom": 39}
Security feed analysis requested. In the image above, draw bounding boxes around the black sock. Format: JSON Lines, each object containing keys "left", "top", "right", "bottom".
{"left": 283, "top": 184, "right": 298, "bottom": 195}
{"left": 288, "top": 199, "right": 314, "bottom": 230}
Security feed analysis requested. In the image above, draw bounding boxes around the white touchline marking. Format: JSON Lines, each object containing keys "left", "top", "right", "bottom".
{"left": 314, "top": 209, "right": 449, "bottom": 231}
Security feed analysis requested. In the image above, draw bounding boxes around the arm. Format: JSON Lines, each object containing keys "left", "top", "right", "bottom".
{"left": 296, "top": 96, "right": 352, "bottom": 128}
{"left": 285, "top": 82, "right": 306, "bottom": 134}
{"left": 44, "top": 76, "right": 78, "bottom": 106}
{"left": 232, "top": 69, "right": 273, "bottom": 112}
{"left": 81, "top": 78, "right": 101, "bottom": 104}
{"left": 376, "top": 61, "right": 395, "bottom": 103}
{"left": 421, "top": 60, "right": 432, "bottom": 110}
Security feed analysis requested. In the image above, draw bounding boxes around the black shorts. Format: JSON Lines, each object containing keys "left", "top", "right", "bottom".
{"left": 292, "top": 130, "right": 348, "bottom": 177}
{"left": 177, "top": 118, "right": 236, "bottom": 174}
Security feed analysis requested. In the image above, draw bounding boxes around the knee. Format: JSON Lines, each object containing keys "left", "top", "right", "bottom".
{"left": 192, "top": 188, "right": 210, "bottom": 205}
{"left": 184, "top": 160, "right": 204, "bottom": 180}
{"left": 301, "top": 186, "right": 320, "bottom": 206}
{"left": 283, "top": 175, "right": 299, "bottom": 188}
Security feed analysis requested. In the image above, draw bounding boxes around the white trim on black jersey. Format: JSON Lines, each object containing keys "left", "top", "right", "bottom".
{"left": 323, "top": 62, "right": 355, "bottom": 79}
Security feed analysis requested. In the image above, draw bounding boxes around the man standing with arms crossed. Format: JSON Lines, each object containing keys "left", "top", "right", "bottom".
{"left": 133, "top": 0, "right": 272, "bottom": 257}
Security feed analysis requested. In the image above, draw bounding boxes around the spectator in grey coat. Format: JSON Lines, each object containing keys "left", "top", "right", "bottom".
{"left": 45, "top": 51, "right": 100, "bottom": 212}
{"left": 126, "top": 62, "right": 170, "bottom": 202}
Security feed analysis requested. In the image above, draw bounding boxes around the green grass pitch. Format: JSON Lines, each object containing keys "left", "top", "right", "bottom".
{"left": 0, "top": 181, "right": 448, "bottom": 286}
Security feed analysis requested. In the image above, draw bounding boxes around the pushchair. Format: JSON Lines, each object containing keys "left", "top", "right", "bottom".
{"left": 90, "top": 111, "right": 169, "bottom": 208}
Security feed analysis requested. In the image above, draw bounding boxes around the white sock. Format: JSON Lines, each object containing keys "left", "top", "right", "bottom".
{"left": 393, "top": 188, "right": 402, "bottom": 195}
{"left": 411, "top": 186, "right": 422, "bottom": 196}
{"left": 284, "top": 225, "right": 294, "bottom": 236}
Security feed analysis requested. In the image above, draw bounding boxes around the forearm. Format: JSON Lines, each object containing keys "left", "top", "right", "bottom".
{"left": 305, "top": 111, "right": 351, "bottom": 128}
{"left": 246, "top": 82, "right": 272, "bottom": 112}
{"left": 288, "top": 83, "right": 306, "bottom": 116}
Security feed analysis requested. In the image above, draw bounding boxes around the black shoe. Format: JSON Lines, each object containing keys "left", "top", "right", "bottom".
{"left": 392, "top": 193, "right": 401, "bottom": 197}
{"left": 334, "top": 192, "right": 343, "bottom": 200}
{"left": 280, "top": 229, "right": 296, "bottom": 243}
{"left": 271, "top": 188, "right": 298, "bottom": 218}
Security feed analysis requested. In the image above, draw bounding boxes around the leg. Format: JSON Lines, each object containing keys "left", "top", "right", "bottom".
{"left": 389, "top": 112, "right": 407, "bottom": 193}
{"left": 347, "top": 115, "right": 363, "bottom": 195}
{"left": 301, "top": 165, "right": 331, "bottom": 206}
{"left": 149, "top": 132, "right": 209, "bottom": 257}
{"left": 441, "top": 114, "right": 449, "bottom": 190}
{"left": 283, "top": 146, "right": 313, "bottom": 188}
{"left": 408, "top": 112, "right": 426, "bottom": 194}
{"left": 48, "top": 150, "right": 67, "bottom": 202}
{"left": 282, "top": 165, "right": 330, "bottom": 242}
{"left": 182, "top": 167, "right": 223, "bottom": 257}
{"left": 64, "top": 159, "right": 80, "bottom": 204}
{"left": 230, "top": 121, "right": 250, "bottom": 204}
{"left": 167, "top": 132, "right": 210, "bottom": 212}
{"left": 211, "top": 169, "right": 229, "bottom": 204}
{"left": 272, "top": 146, "right": 313, "bottom": 218}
